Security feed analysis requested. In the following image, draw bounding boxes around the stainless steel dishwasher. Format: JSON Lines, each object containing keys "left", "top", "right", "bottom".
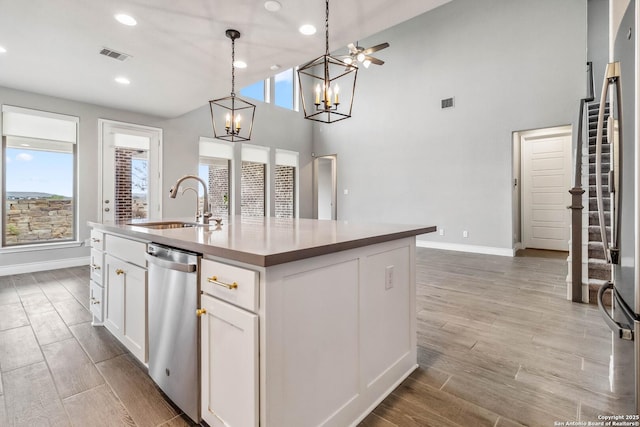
{"left": 146, "top": 243, "right": 201, "bottom": 422}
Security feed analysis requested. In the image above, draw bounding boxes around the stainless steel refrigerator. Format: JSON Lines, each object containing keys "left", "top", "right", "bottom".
{"left": 595, "top": 0, "right": 640, "bottom": 415}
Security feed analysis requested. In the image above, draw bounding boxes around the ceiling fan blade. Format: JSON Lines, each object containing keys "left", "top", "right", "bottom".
{"left": 363, "top": 42, "right": 389, "bottom": 55}
{"left": 347, "top": 43, "right": 357, "bottom": 54}
{"left": 366, "top": 56, "right": 385, "bottom": 66}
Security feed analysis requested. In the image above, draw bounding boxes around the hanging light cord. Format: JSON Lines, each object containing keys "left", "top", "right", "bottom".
{"left": 324, "top": 0, "right": 330, "bottom": 55}
{"left": 230, "top": 35, "right": 236, "bottom": 97}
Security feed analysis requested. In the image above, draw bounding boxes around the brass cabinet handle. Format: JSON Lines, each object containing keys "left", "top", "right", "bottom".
{"left": 91, "top": 264, "right": 101, "bottom": 270}
{"left": 196, "top": 308, "right": 207, "bottom": 317}
{"left": 91, "top": 238, "right": 101, "bottom": 242}
{"left": 92, "top": 300, "right": 100, "bottom": 305}
{"left": 207, "top": 276, "right": 238, "bottom": 290}
{"left": 115, "top": 269, "right": 124, "bottom": 275}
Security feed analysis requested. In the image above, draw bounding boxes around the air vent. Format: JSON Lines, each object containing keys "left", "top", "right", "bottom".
{"left": 99, "top": 47, "right": 131, "bottom": 61}
{"left": 441, "top": 97, "right": 455, "bottom": 109}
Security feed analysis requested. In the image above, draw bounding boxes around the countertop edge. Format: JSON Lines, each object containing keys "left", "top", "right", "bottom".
{"left": 88, "top": 221, "right": 436, "bottom": 267}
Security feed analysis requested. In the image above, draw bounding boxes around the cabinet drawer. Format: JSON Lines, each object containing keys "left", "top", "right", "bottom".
{"left": 90, "top": 280, "right": 104, "bottom": 322}
{"left": 201, "top": 259, "right": 258, "bottom": 312}
{"left": 90, "top": 248, "right": 103, "bottom": 285}
{"left": 90, "top": 229, "right": 105, "bottom": 251}
{"left": 105, "top": 234, "right": 147, "bottom": 267}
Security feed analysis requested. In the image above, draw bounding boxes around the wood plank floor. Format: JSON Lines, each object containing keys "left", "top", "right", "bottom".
{"left": 0, "top": 248, "right": 630, "bottom": 426}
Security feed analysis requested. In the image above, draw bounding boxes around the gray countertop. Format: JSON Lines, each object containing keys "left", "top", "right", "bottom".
{"left": 89, "top": 216, "right": 436, "bottom": 267}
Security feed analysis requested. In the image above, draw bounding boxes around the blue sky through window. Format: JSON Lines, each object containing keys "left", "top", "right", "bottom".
{"left": 274, "top": 69, "right": 293, "bottom": 110}
{"left": 5, "top": 148, "right": 73, "bottom": 197}
{"left": 240, "top": 80, "right": 264, "bottom": 102}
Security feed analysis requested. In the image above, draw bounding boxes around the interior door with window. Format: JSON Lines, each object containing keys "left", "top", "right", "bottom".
{"left": 99, "top": 120, "right": 162, "bottom": 223}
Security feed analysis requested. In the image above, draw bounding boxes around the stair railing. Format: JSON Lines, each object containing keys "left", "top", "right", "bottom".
{"left": 568, "top": 61, "right": 594, "bottom": 302}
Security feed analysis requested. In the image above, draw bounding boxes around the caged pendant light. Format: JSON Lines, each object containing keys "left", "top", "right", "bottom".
{"left": 297, "top": 0, "right": 358, "bottom": 123}
{"left": 210, "top": 29, "right": 256, "bottom": 142}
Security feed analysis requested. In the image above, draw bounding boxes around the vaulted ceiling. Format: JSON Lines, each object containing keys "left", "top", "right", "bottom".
{"left": 0, "top": 0, "right": 450, "bottom": 118}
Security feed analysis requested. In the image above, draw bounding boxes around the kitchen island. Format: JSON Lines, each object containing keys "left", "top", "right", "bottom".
{"left": 88, "top": 216, "right": 435, "bottom": 427}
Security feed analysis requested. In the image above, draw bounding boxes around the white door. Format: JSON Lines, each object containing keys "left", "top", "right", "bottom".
{"left": 99, "top": 120, "right": 162, "bottom": 223}
{"left": 521, "top": 127, "right": 572, "bottom": 251}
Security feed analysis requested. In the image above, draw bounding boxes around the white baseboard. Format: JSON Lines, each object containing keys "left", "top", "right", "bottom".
{"left": 416, "top": 240, "right": 515, "bottom": 257}
{"left": 0, "top": 256, "right": 89, "bottom": 276}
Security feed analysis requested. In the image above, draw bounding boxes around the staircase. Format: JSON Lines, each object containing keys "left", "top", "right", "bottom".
{"left": 586, "top": 102, "right": 612, "bottom": 304}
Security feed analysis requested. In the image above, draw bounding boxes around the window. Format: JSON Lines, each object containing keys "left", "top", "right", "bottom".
{"left": 241, "top": 144, "right": 269, "bottom": 217}
{"left": 274, "top": 69, "right": 295, "bottom": 110}
{"left": 2, "top": 106, "right": 78, "bottom": 247}
{"left": 199, "top": 137, "right": 233, "bottom": 216}
{"left": 238, "top": 67, "right": 298, "bottom": 111}
{"left": 239, "top": 80, "right": 266, "bottom": 102}
{"left": 275, "top": 149, "right": 299, "bottom": 218}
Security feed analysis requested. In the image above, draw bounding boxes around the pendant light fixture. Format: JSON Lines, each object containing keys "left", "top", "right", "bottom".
{"left": 297, "top": 0, "right": 358, "bottom": 123}
{"left": 210, "top": 29, "right": 256, "bottom": 142}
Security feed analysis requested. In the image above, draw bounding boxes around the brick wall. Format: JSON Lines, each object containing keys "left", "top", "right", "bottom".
{"left": 115, "top": 148, "right": 133, "bottom": 222}
{"left": 241, "top": 161, "right": 265, "bottom": 217}
{"left": 115, "top": 148, "right": 148, "bottom": 221}
{"left": 5, "top": 198, "right": 74, "bottom": 245}
{"left": 208, "top": 162, "right": 229, "bottom": 216}
{"left": 275, "top": 165, "right": 295, "bottom": 218}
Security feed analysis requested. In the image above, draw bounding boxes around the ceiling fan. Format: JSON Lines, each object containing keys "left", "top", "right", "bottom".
{"left": 343, "top": 41, "right": 390, "bottom": 68}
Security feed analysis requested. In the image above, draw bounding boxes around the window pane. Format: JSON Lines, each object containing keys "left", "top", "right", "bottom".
{"left": 241, "top": 161, "right": 265, "bottom": 217}
{"left": 275, "top": 165, "right": 295, "bottom": 218}
{"left": 240, "top": 80, "right": 265, "bottom": 102}
{"left": 114, "top": 147, "right": 149, "bottom": 221}
{"left": 199, "top": 158, "right": 230, "bottom": 217}
{"left": 274, "top": 69, "right": 294, "bottom": 110}
{"left": 4, "top": 140, "right": 75, "bottom": 246}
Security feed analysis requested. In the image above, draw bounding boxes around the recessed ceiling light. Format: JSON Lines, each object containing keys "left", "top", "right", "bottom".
{"left": 0, "top": 46, "right": 6, "bottom": 53}
{"left": 115, "top": 76, "right": 131, "bottom": 85}
{"left": 299, "top": 24, "right": 316, "bottom": 35}
{"left": 233, "top": 60, "right": 247, "bottom": 69}
{"left": 270, "top": 64, "right": 281, "bottom": 71}
{"left": 115, "top": 14, "right": 137, "bottom": 26}
{"left": 264, "top": 1, "right": 281, "bottom": 12}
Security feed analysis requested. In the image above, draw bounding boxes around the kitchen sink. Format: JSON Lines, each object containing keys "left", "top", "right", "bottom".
{"left": 127, "top": 221, "right": 201, "bottom": 229}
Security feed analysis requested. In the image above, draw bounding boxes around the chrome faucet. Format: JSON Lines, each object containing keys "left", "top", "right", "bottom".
{"left": 169, "top": 175, "right": 212, "bottom": 224}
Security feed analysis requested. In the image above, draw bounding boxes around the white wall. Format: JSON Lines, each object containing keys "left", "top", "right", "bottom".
{"left": 0, "top": 86, "right": 312, "bottom": 272}
{"left": 312, "top": 0, "right": 587, "bottom": 253}
{"left": 589, "top": 0, "right": 610, "bottom": 96}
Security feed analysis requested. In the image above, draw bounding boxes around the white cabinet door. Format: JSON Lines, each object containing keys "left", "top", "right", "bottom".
{"left": 104, "top": 254, "right": 148, "bottom": 363}
{"left": 201, "top": 294, "right": 258, "bottom": 427}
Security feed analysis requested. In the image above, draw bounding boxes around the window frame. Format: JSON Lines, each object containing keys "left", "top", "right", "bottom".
{"left": 275, "top": 149, "right": 300, "bottom": 218}
{"left": 199, "top": 137, "right": 234, "bottom": 216}
{"left": 241, "top": 144, "right": 270, "bottom": 217}
{"left": 1, "top": 105, "right": 79, "bottom": 250}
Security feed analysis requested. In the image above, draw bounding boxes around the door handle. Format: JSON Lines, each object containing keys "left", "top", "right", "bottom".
{"left": 595, "top": 62, "right": 620, "bottom": 264}
{"left": 598, "top": 282, "right": 634, "bottom": 340}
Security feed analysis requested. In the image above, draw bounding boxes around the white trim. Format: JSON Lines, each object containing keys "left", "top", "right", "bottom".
{"left": 242, "top": 143, "right": 270, "bottom": 164}
{"left": 199, "top": 137, "right": 234, "bottom": 160}
{"left": 0, "top": 256, "right": 89, "bottom": 276}
{"left": 415, "top": 239, "right": 515, "bottom": 257}
{"left": 2, "top": 105, "right": 78, "bottom": 142}
{"left": 0, "top": 240, "right": 83, "bottom": 254}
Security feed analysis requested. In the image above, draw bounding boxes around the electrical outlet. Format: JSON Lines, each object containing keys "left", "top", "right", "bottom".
{"left": 463, "top": 230, "right": 469, "bottom": 238}
{"left": 439, "top": 228, "right": 444, "bottom": 236}
{"left": 385, "top": 265, "right": 394, "bottom": 290}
